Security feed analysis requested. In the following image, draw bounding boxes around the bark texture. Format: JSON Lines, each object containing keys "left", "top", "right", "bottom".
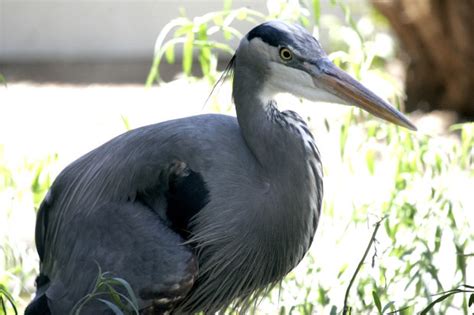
{"left": 371, "top": 0, "right": 474, "bottom": 116}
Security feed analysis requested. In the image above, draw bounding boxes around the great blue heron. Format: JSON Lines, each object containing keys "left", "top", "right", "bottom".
{"left": 25, "top": 21, "right": 415, "bottom": 314}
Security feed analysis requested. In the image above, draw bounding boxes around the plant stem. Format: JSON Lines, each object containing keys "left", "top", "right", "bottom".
{"left": 342, "top": 216, "right": 387, "bottom": 315}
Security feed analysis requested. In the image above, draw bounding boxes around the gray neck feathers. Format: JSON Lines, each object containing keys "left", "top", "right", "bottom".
{"left": 232, "top": 60, "right": 306, "bottom": 173}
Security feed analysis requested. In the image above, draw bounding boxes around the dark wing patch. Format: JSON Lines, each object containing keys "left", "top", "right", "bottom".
{"left": 165, "top": 161, "right": 210, "bottom": 238}
{"left": 136, "top": 160, "right": 210, "bottom": 239}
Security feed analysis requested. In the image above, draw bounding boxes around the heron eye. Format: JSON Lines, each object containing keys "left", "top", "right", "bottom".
{"left": 279, "top": 47, "right": 293, "bottom": 61}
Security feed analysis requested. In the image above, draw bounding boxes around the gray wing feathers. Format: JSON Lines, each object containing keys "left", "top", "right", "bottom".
{"left": 46, "top": 202, "right": 196, "bottom": 313}
{"left": 35, "top": 114, "right": 244, "bottom": 313}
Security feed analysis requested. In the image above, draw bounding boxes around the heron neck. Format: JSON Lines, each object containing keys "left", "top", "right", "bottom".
{"left": 232, "top": 67, "right": 305, "bottom": 172}
{"left": 231, "top": 65, "right": 321, "bottom": 272}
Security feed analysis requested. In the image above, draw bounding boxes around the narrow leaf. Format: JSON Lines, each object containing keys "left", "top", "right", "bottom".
{"left": 0, "top": 287, "right": 18, "bottom": 315}
{"left": 120, "top": 115, "right": 131, "bottom": 131}
{"left": 183, "top": 32, "right": 194, "bottom": 76}
{"left": 434, "top": 226, "right": 442, "bottom": 252}
{"left": 324, "top": 118, "right": 330, "bottom": 132}
{"left": 174, "top": 24, "right": 193, "bottom": 37}
{"left": 366, "top": 148, "right": 375, "bottom": 175}
{"left": 104, "top": 284, "right": 125, "bottom": 309}
{"left": 382, "top": 301, "right": 395, "bottom": 313}
{"left": 372, "top": 291, "right": 382, "bottom": 314}
{"left": 1, "top": 297, "right": 6, "bottom": 315}
{"left": 110, "top": 277, "right": 139, "bottom": 309}
{"left": 223, "top": 0, "right": 232, "bottom": 11}
{"left": 420, "top": 290, "right": 462, "bottom": 315}
{"left": 165, "top": 43, "right": 175, "bottom": 64}
{"left": 313, "top": 0, "right": 321, "bottom": 25}
{"left": 97, "top": 298, "right": 124, "bottom": 315}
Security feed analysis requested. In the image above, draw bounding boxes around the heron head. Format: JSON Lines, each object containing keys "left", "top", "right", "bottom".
{"left": 236, "top": 21, "right": 416, "bottom": 130}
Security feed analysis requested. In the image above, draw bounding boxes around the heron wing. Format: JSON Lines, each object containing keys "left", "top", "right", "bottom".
{"left": 32, "top": 201, "right": 197, "bottom": 314}
{"left": 29, "top": 114, "right": 258, "bottom": 313}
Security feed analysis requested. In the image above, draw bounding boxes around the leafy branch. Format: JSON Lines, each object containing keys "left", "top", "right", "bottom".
{"left": 146, "top": 7, "right": 265, "bottom": 85}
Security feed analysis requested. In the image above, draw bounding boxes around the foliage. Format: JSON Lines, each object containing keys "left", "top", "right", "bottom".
{"left": 146, "top": 0, "right": 316, "bottom": 85}
{"left": 0, "top": 145, "right": 58, "bottom": 313}
{"left": 0, "top": 286, "right": 17, "bottom": 315}
{"left": 1, "top": 0, "right": 473, "bottom": 314}
{"left": 71, "top": 264, "right": 139, "bottom": 315}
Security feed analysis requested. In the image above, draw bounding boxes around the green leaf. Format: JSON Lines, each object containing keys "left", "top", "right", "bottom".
{"left": 312, "top": 0, "right": 321, "bottom": 25}
{"left": 196, "top": 23, "right": 211, "bottom": 78}
{"left": 317, "top": 285, "right": 330, "bottom": 306}
{"left": 324, "top": 118, "right": 330, "bottom": 132}
{"left": 146, "top": 17, "right": 191, "bottom": 85}
{"left": 434, "top": 226, "right": 442, "bottom": 252}
{"left": 120, "top": 115, "right": 131, "bottom": 131}
{"left": 468, "top": 293, "right": 474, "bottom": 307}
{"left": 0, "top": 287, "right": 17, "bottom": 315}
{"left": 223, "top": 0, "right": 232, "bottom": 11}
{"left": 103, "top": 284, "right": 125, "bottom": 309}
{"left": 300, "top": 16, "right": 310, "bottom": 28}
{"left": 197, "top": 22, "right": 207, "bottom": 40}
{"left": 223, "top": 29, "right": 232, "bottom": 41}
{"left": 182, "top": 32, "right": 194, "bottom": 76}
{"left": 109, "top": 277, "right": 139, "bottom": 310}
{"left": 337, "top": 263, "right": 348, "bottom": 279}
{"left": 199, "top": 46, "right": 211, "bottom": 78}
{"left": 174, "top": 24, "right": 193, "bottom": 37}
{"left": 213, "top": 14, "right": 224, "bottom": 26}
{"left": 456, "top": 242, "right": 467, "bottom": 280}
{"left": 236, "top": 9, "right": 247, "bottom": 20}
{"left": 165, "top": 43, "right": 175, "bottom": 64}
{"left": 365, "top": 148, "right": 375, "bottom": 175}
{"left": 420, "top": 290, "right": 466, "bottom": 315}
{"left": 97, "top": 298, "right": 124, "bottom": 315}
{"left": 372, "top": 291, "right": 382, "bottom": 314}
{"left": 391, "top": 304, "right": 415, "bottom": 314}
{"left": 382, "top": 301, "right": 395, "bottom": 313}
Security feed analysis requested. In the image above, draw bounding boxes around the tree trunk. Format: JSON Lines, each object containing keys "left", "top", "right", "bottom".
{"left": 371, "top": 0, "right": 474, "bottom": 117}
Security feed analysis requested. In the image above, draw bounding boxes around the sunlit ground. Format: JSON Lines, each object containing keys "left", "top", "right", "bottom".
{"left": 0, "top": 80, "right": 473, "bottom": 313}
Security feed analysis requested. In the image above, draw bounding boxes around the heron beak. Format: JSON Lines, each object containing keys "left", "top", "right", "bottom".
{"left": 307, "top": 58, "right": 417, "bottom": 131}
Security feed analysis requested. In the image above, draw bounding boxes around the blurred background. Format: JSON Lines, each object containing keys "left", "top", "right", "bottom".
{"left": 1, "top": 0, "right": 473, "bottom": 314}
